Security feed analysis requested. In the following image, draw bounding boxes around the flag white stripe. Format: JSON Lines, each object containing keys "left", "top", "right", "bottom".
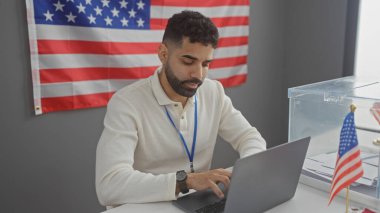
{"left": 35, "top": 25, "right": 249, "bottom": 41}
{"left": 40, "top": 79, "right": 135, "bottom": 98}
{"left": 36, "top": 25, "right": 164, "bottom": 42}
{"left": 150, "top": 5, "right": 249, "bottom": 19}
{"left": 39, "top": 54, "right": 161, "bottom": 69}
{"left": 218, "top": 26, "right": 249, "bottom": 38}
{"left": 208, "top": 64, "right": 247, "bottom": 79}
{"left": 214, "top": 45, "right": 248, "bottom": 58}
{"left": 329, "top": 166, "right": 363, "bottom": 199}
{"left": 38, "top": 45, "right": 248, "bottom": 69}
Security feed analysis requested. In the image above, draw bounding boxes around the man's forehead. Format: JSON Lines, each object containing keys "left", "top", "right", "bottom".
{"left": 171, "top": 39, "right": 214, "bottom": 60}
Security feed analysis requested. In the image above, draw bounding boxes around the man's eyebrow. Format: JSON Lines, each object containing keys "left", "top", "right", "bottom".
{"left": 181, "top": 55, "right": 213, "bottom": 63}
{"left": 181, "top": 55, "right": 198, "bottom": 60}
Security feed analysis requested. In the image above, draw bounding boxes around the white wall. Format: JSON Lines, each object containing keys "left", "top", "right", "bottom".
{"left": 355, "top": 1, "right": 380, "bottom": 78}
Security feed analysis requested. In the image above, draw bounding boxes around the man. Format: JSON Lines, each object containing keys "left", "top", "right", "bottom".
{"left": 96, "top": 10, "right": 266, "bottom": 207}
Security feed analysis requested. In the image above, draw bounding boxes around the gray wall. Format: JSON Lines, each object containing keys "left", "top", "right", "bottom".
{"left": 0, "top": 0, "right": 350, "bottom": 212}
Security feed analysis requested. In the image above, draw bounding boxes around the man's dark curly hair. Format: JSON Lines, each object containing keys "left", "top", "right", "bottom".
{"left": 162, "top": 10, "right": 219, "bottom": 48}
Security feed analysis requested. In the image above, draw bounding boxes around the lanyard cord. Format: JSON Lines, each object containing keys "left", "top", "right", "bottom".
{"left": 164, "top": 96, "right": 198, "bottom": 172}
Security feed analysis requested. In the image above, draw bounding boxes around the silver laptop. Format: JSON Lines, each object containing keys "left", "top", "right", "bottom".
{"left": 172, "top": 137, "right": 311, "bottom": 213}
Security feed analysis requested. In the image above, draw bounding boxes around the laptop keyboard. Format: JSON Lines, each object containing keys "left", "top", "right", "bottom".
{"left": 195, "top": 199, "right": 226, "bottom": 213}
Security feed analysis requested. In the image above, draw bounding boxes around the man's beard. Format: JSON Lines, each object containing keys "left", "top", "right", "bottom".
{"left": 164, "top": 64, "right": 203, "bottom": 97}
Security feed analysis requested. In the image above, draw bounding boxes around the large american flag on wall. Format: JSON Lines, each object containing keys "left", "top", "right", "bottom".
{"left": 25, "top": 0, "right": 250, "bottom": 115}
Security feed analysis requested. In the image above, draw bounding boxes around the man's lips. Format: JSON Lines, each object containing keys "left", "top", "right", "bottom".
{"left": 184, "top": 82, "right": 199, "bottom": 89}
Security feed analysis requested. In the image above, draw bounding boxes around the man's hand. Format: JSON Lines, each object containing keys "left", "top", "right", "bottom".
{"left": 186, "top": 168, "right": 232, "bottom": 199}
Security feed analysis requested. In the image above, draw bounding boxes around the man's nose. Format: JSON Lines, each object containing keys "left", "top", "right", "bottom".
{"left": 190, "top": 64, "right": 203, "bottom": 80}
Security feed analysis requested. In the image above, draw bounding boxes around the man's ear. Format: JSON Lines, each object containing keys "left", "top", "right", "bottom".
{"left": 158, "top": 43, "right": 168, "bottom": 64}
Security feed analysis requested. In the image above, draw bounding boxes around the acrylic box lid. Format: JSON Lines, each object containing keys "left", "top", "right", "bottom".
{"left": 288, "top": 76, "right": 380, "bottom": 102}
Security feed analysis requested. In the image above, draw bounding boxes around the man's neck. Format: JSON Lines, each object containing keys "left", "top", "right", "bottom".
{"left": 158, "top": 70, "right": 188, "bottom": 107}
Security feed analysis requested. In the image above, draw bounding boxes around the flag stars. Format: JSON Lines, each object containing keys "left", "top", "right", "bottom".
{"left": 104, "top": 16, "right": 113, "bottom": 26}
{"left": 101, "top": 0, "right": 110, "bottom": 7}
{"left": 43, "top": 10, "right": 54, "bottom": 21}
{"left": 77, "top": 3, "right": 86, "bottom": 14}
{"left": 120, "top": 17, "right": 129, "bottom": 27}
{"left": 137, "top": 18, "right": 144, "bottom": 27}
{"left": 88, "top": 14, "right": 96, "bottom": 24}
{"left": 94, "top": 6, "right": 102, "bottom": 16}
{"left": 53, "top": 1, "right": 65, "bottom": 12}
{"left": 137, "top": 0, "right": 145, "bottom": 10}
{"left": 66, "top": 12, "right": 77, "bottom": 23}
{"left": 44, "top": 0, "right": 149, "bottom": 29}
{"left": 111, "top": 7, "right": 120, "bottom": 17}
{"left": 119, "top": 0, "right": 128, "bottom": 9}
{"left": 128, "top": 8, "right": 136, "bottom": 18}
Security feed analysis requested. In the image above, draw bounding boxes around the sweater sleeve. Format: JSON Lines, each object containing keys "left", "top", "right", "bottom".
{"left": 95, "top": 93, "right": 177, "bottom": 207}
{"left": 216, "top": 82, "right": 267, "bottom": 158}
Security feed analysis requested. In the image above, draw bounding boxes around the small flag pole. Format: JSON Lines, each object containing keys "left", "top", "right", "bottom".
{"left": 350, "top": 104, "right": 356, "bottom": 114}
{"left": 344, "top": 104, "right": 356, "bottom": 213}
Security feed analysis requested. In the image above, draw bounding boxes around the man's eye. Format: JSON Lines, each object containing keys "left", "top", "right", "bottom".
{"left": 183, "top": 60, "right": 193, "bottom": 65}
{"left": 202, "top": 62, "right": 210, "bottom": 67}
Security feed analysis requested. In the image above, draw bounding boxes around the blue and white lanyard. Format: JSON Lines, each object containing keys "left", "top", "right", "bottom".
{"left": 164, "top": 96, "right": 198, "bottom": 173}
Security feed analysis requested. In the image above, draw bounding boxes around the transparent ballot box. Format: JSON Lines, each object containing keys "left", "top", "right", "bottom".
{"left": 288, "top": 76, "right": 380, "bottom": 209}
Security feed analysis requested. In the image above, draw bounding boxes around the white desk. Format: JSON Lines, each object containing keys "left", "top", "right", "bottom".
{"left": 103, "top": 183, "right": 366, "bottom": 213}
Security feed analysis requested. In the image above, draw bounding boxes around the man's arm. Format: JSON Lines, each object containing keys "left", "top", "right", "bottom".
{"left": 95, "top": 94, "right": 177, "bottom": 206}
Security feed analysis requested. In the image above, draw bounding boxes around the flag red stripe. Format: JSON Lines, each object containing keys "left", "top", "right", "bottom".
{"left": 333, "top": 150, "right": 361, "bottom": 179}
{"left": 39, "top": 56, "right": 246, "bottom": 83}
{"left": 218, "top": 74, "right": 247, "bottom": 87}
{"left": 328, "top": 170, "right": 364, "bottom": 205}
{"left": 40, "top": 66, "right": 158, "bottom": 83}
{"left": 38, "top": 40, "right": 160, "bottom": 55}
{"left": 41, "top": 92, "right": 114, "bottom": 113}
{"left": 151, "top": 0, "right": 249, "bottom": 7}
{"left": 330, "top": 160, "right": 363, "bottom": 191}
{"left": 150, "top": 16, "right": 249, "bottom": 29}
{"left": 212, "top": 17, "right": 249, "bottom": 28}
{"left": 37, "top": 36, "right": 247, "bottom": 55}
{"left": 218, "top": 36, "right": 248, "bottom": 48}
{"left": 210, "top": 56, "right": 247, "bottom": 69}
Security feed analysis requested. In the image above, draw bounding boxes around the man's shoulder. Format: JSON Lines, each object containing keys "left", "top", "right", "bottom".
{"left": 111, "top": 77, "right": 152, "bottom": 103}
{"left": 200, "top": 78, "right": 224, "bottom": 93}
{"left": 119, "top": 78, "right": 150, "bottom": 93}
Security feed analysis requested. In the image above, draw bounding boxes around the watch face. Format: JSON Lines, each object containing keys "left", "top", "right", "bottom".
{"left": 176, "top": 170, "right": 187, "bottom": 181}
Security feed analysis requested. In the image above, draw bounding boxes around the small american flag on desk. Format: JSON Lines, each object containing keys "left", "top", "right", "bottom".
{"left": 370, "top": 102, "right": 380, "bottom": 125}
{"left": 328, "top": 109, "right": 364, "bottom": 205}
{"left": 25, "top": 0, "right": 250, "bottom": 114}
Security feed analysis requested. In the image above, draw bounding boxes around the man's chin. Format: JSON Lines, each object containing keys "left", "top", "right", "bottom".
{"left": 178, "top": 88, "right": 197, "bottom": 98}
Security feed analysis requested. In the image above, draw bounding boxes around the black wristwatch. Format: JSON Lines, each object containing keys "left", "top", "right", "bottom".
{"left": 176, "top": 170, "right": 189, "bottom": 194}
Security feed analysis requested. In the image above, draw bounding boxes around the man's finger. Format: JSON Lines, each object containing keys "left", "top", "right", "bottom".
{"left": 214, "top": 174, "right": 230, "bottom": 190}
{"left": 213, "top": 168, "right": 232, "bottom": 178}
{"left": 209, "top": 181, "right": 224, "bottom": 199}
